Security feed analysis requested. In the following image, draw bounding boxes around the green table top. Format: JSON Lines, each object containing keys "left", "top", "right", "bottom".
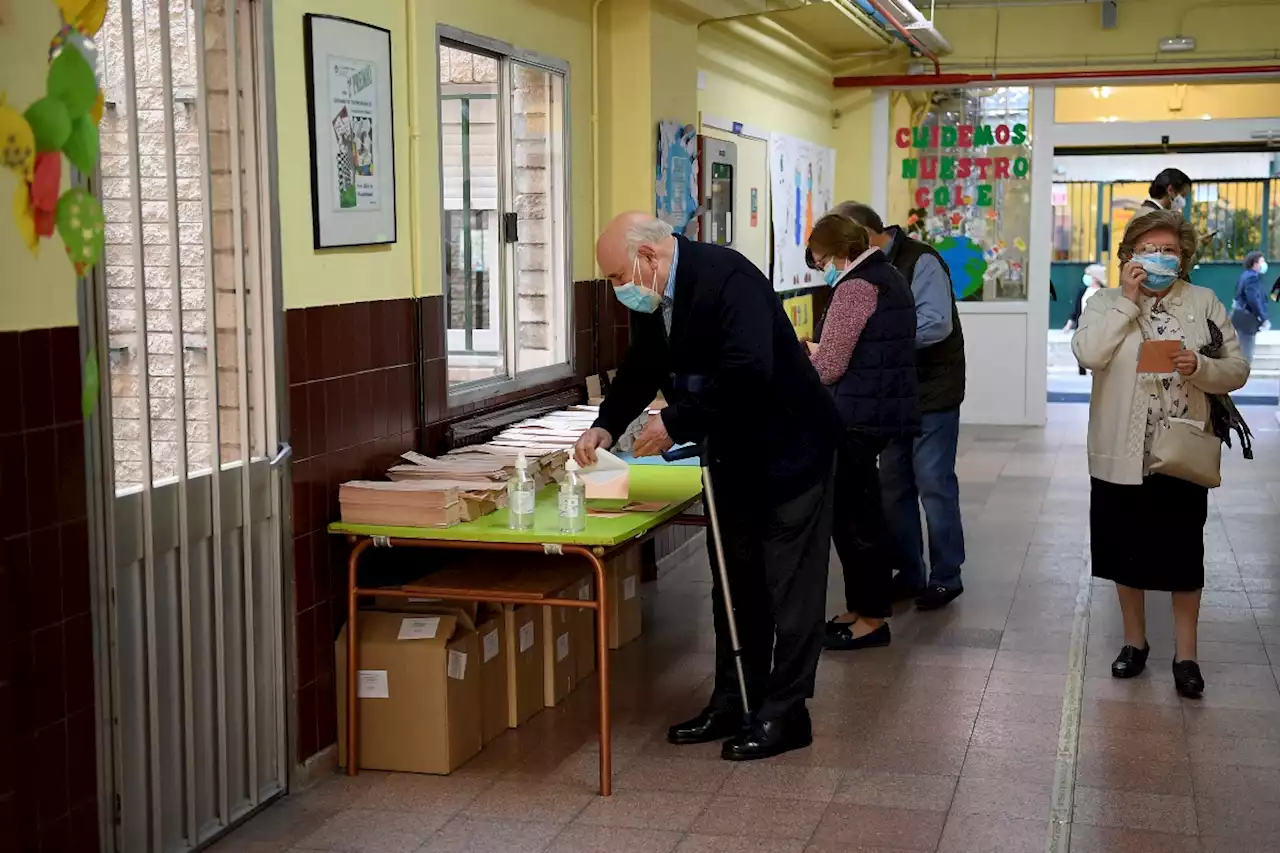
{"left": 328, "top": 464, "right": 704, "bottom": 548}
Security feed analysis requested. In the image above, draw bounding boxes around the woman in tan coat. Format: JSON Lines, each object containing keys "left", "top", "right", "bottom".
{"left": 1072, "top": 210, "right": 1249, "bottom": 698}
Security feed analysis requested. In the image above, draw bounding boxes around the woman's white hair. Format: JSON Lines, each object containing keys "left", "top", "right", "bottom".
{"left": 624, "top": 217, "right": 674, "bottom": 260}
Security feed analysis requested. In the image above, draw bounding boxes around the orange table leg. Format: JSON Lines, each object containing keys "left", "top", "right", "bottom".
{"left": 345, "top": 538, "right": 372, "bottom": 776}
{"left": 582, "top": 549, "right": 611, "bottom": 796}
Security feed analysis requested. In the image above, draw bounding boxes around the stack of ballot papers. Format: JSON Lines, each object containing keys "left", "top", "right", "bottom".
{"left": 384, "top": 453, "right": 509, "bottom": 521}
{"left": 446, "top": 444, "right": 568, "bottom": 487}
{"left": 339, "top": 481, "right": 463, "bottom": 528}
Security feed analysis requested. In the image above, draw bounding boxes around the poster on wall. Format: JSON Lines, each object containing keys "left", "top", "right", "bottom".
{"left": 769, "top": 133, "right": 835, "bottom": 291}
{"left": 895, "top": 107, "right": 1033, "bottom": 301}
{"left": 304, "top": 14, "right": 397, "bottom": 249}
{"left": 656, "top": 121, "right": 699, "bottom": 236}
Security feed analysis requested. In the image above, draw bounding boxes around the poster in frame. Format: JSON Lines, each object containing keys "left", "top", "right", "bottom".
{"left": 303, "top": 14, "right": 397, "bottom": 249}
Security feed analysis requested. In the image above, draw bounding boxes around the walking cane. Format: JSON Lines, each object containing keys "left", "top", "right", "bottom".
{"left": 662, "top": 441, "right": 752, "bottom": 724}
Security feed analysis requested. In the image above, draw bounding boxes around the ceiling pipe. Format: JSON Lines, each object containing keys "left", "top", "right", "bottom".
{"left": 826, "top": 0, "right": 895, "bottom": 46}
{"left": 857, "top": 0, "right": 942, "bottom": 74}
{"left": 833, "top": 63, "right": 1280, "bottom": 87}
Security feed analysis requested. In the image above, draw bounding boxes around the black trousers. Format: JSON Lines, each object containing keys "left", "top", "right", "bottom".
{"left": 705, "top": 465, "right": 835, "bottom": 723}
{"left": 832, "top": 430, "right": 895, "bottom": 620}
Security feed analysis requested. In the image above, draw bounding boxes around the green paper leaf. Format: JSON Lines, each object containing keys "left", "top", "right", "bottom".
{"left": 63, "top": 114, "right": 99, "bottom": 175}
{"left": 55, "top": 187, "right": 105, "bottom": 269}
{"left": 23, "top": 97, "right": 72, "bottom": 152}
{"left": 82, "top": 350, "right": 99, "bottom": 419}
{"left": 48, "top": 46, "right": 98, "bottom": 118}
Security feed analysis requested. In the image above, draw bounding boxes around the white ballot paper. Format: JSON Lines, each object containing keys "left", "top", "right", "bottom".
{"left": 580, "top": 447, "right": 630, "bottom": 499}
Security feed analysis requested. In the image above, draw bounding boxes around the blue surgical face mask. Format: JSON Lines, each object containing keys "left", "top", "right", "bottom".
{"left": 1081, "top": 273, "right": 1094, "bottom": 288}
{"left": 1132, "top": 251, "right": 1180, "bottom": 292}
{"left": 1172, "top": 194, "right": 1188, "bottom": 216}
{"left": 823, "top": 262, "right": 844, "bottom": 287}
{"left": 613, "top": 258, "right": 663, "bottom": 314}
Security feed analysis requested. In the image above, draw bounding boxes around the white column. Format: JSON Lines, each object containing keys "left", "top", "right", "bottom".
{"left": 1024, "top": 85, "right": 1056, "bottom": 426}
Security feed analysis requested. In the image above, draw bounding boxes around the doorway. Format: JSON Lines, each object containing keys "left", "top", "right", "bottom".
{"left": 82, "top": 1, "right": 291, "bottom": 850}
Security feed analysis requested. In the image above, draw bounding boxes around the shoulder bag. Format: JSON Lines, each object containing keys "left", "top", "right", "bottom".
{"left": 1139, "top": 315, "right": 1222, "bottom": 488}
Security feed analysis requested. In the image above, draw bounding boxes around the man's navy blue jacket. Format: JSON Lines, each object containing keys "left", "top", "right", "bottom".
{"left": 593, "top": 236, "right": 840, "bottom": 501}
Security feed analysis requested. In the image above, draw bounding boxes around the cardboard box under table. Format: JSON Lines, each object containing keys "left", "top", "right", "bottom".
{"left": 330, "top": 464, "right": 703, "bottom": 795}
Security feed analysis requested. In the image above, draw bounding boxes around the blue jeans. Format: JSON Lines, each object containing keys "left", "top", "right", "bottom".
{"left": 1238, "top": 331, "right": 1256, "bottom": 364}
{"left": 880, "top": 407, "right": 965, "bottom": 591}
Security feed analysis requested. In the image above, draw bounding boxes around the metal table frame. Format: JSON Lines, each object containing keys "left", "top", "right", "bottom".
{"left": 341, "top": 510, "right": 707, "bottom": 796}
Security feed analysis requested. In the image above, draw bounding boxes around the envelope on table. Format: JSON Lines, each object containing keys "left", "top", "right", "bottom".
{"left": 580, "top": 448, "right": 630, "bottom": 499}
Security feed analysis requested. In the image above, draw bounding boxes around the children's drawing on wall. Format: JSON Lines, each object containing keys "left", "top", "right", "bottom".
{"left": 656, "top": 121, "right": 699, "bottom": 235}
{"left": 896, "top": 116, "right": 1033, "bottom": 301}
{"left": 328, "top": 56, "right": 379, "bottom": 211}
{"left": 769, "top": 132, "right": 835, "bottom": 292}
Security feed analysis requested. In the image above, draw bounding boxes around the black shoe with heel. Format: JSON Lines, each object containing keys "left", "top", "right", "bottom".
{"left": 1173, "top": 660, "right": 1204, "bottom": 698}
{"left": 1111, "top": 644, "right": 1149, "bottom": 679}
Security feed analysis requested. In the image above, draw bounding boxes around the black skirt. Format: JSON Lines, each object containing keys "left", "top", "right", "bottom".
{"left": 1090, "top": 475, "right": 1208, "bottom": 592}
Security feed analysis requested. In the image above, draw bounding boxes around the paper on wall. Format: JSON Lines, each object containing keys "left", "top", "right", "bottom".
{"left": 358, "top": 670, "right": 389, "bottom": 699}
{"left": 579, "top": 447, "right": 629, "bottom": 499}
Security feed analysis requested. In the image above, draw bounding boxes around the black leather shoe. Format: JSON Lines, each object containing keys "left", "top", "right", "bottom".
{"left": 824, "top": 616, "right": 852, "bottom": 637}
{"left": 667, "top": 708, "right": 743, "bottom": 745}
{"left": 824, "top": 622, "right": 891, "bottom": 651}
{"left": 1111, "top": 644, "right": 1149, "bottom": 679}
{"left": 890, "top": 573, "right": 925, "bottom": 602}
{"left": 915, "top": 585, "right": 963, "bottom": 611}
{"left": 1173, "top": 659, "right": 1205, "bottom": 698}
{"left": 721, "top": 711, "right": 813, "bottom": 761}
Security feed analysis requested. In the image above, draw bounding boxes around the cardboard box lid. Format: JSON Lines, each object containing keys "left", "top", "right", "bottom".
{"left": 361, "top": 610, "right": 464, "bottom": 647}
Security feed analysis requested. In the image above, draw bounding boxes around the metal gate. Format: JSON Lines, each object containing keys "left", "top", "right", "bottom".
{"left": 80, "top": 1, "right": 290, "bottom": 850}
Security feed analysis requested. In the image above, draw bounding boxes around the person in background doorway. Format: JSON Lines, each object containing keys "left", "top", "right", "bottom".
{"left": 830, "top": 202, "right": 966, "bottom": 611}
{"left": 805, "top": 215, "right": 919, "bottom": 652}
{"left": 1072, "top": 209, "right": 1249, "bottom": 699}
{"left": 1065, "top": 264, "right": 1106, "bottom": 332}
{"left": 1231, "top": 251, "right": 1269, "bottom": 364}
{"left": 576, "top": 212, "right": 840, "bottom": 760}
{"left": 1141, "top": 168, "right": 1193, "bottom": 214}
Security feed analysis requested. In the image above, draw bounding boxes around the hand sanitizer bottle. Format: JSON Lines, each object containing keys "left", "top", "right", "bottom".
{"left": 507, "top": 452, "right": 536, "bottom": 530}
{"left": 558, "top": 459, "right": 586, "bottom": 533}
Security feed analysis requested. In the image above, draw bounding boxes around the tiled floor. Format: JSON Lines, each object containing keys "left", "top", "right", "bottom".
{"left": 213, "top": 404, "right": 1280, "bottom": 853}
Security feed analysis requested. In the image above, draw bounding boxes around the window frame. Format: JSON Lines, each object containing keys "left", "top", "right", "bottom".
{"left": 435, "top": 25, "right": 574, "bottom": 406}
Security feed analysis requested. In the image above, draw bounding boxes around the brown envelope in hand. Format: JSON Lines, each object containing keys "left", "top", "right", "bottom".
{"left": 1137, "top": 340, "right": 1181, "bottom": 374}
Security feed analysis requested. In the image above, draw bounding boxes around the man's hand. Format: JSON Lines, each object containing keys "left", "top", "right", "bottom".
{"left": 1172, "top": 350, "right": 1199, "bottom": 376}
{"left": 573, "top": 427, "right": 613, "bottom": 467}
{"left": 632, "top": 414, "right": 674, "bottom": 458}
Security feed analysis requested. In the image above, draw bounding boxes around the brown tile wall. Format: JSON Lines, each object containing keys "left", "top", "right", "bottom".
{"left": 287, "top": 284, "right": 627, "bottom": 764}
{"left": 284, "top": 299, "right": 420, "bottom": 762}
{"left": 0, "top": 326, "right": 99, "bottom": 853}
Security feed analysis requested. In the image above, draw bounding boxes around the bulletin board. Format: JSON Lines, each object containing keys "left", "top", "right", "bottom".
{"left": 769, "top": 133, "right": 835, "bottom": 292}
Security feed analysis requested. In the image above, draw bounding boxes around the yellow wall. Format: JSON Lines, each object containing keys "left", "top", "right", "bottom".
{"left": 936, "top": 0, "right": 1280, "bottom": 72}
{"left": 600, "top": 0, "right": 656, "bottom": 219}
{"left": 275, "top": 0, "right": 595, "bottom": 307}
{"left": 1055, "top": 82, "right": 1280, "bottom": 123}
{"left": 0, "top": 0, "right": 79, "bottom": 331}
{"left": 274, "top": 0, "right": 413, "bottom": 309}
{"left": 651, "top": 3, "right": 699, "bottom": 130}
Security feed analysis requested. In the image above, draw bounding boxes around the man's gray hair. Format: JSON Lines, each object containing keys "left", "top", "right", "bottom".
{"left": 828, "top": 201, "right": 885, "bottom": 234}
{"left": 624, "top": 217, "right": 675, "bottom": 260}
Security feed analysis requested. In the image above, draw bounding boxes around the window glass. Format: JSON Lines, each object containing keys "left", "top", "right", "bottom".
{"left": 891, "top": 86, "right": 1033, "bottom": 301}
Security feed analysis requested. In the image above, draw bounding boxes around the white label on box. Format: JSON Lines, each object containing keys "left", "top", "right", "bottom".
{"left": 578, "top": 582, "right": 591, "bottom": 601}
{"left": 447, "top": 650, "right": 468, "bottom": 680}
{"left": 556, "top": 633, "right": 570, "bottom": 662}
{"left": 483, "top": 629, "right": 500, "bottom": 662}
{"left": 624, "top": 575, "right": 637, "bottom": 601}
{"left": 357, "top": 670, "right": 389, "bottom": 699}
{"left": 519, "top": 622, "right": 535, "bottom": 653}
{"left": 397, "top": 616, "right": 440, "bottom": 641}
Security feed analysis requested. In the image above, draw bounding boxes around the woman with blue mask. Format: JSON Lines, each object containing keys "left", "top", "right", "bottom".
{"left": 804, "top": 214, "right": 919, "bottom": 653}
{"left": 1073, "top": 210, "right": 1250, "bottom": 699}
{"left": 1230, "top": 251, "right": 1269, "bottom": 363}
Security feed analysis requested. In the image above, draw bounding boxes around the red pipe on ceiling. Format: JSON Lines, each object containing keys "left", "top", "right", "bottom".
{"left": 859, "top": 0, "right": 942, "bottom": 76}
{"left": 834, "top": 64, "right": 1280, "bottom": 88}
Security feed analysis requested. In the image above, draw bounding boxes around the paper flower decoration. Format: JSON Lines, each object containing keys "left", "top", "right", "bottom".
{"left": 47, "top": 45, "right": 98, "bottom": 118}
{"left": 56, "top": 187, "right": 104, "bottom": 275}
{"left": 56, "top": 0, "right": 107, "bottom": 36}
{"left": 24, "top": 96, "right": 72, "bottom": 152}
{"left": 31, "top": 151, "right": 61, "bottom": 237}
{"left": 0, "top": 97, "right": 36, "bottom": 180}
{"left": 13, "top": 181, "right": 38, "bottom": 253}
{"left": 63, "top": 113, "right": 98, "bottom": 175}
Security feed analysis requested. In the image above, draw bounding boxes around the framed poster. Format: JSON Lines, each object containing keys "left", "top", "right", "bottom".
{"left": 303, "top": 14, "right": 397, "bottom": 249}
{"left": 768, "top": 132, "right": 835, "bottom": 292}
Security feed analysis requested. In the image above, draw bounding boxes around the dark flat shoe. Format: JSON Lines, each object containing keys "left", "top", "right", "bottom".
{"left": 1173, "top": 659, "right": 1204, "bottom": 698}
{"left": 721, "top": 712, "right": 812, "bottom": 761}
{"left": 916, "top": 585, "right": 963, "bottom": 611}
{"left": 824, "top": 616, "right": 853, "bottom": 637}
{"left": 668, "top": 708, "right": 743, "bottom": 745}
{"left": 1111, "top": 644, "right": 1149, "bottom": 679}
{"left": 823, "top": 622, "right": 891, "bottom": 651}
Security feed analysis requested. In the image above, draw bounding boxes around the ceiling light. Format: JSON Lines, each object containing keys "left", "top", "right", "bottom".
{"left": 1091, "top": 86, "right": 1113, "bottom": 99}
{"left": 1159, "top": 36, "right": 1197, "bottom": 53}
{"left": 1202, "top": 114, "right": 1212, "bottom": 120}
